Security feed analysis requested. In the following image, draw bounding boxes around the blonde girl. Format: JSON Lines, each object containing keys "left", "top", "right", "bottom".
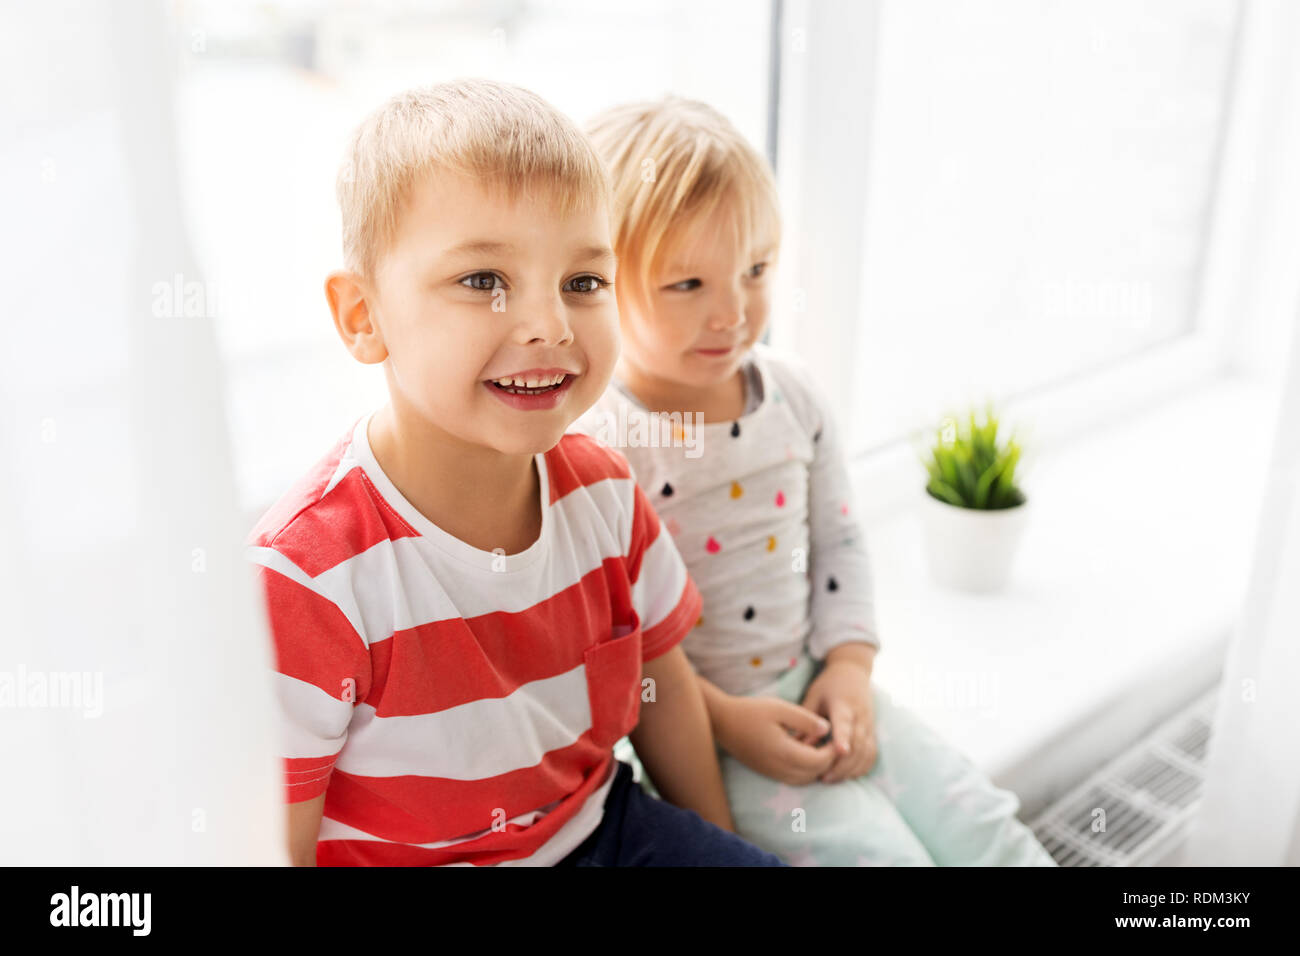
{"left": 572, "top": 96, "right": 1056, "bottom": 866}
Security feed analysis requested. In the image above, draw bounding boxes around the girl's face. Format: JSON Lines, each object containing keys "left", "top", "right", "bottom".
{"left": 617, "top": 200, "right": 776, "bottom": 402}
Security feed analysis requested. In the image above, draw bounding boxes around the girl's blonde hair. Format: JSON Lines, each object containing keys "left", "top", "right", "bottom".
{"left": 337, "top": 78, "right": 610, "bottom": 279}
{"left": 585, "top": 96, "right": 781, "bottom": 314}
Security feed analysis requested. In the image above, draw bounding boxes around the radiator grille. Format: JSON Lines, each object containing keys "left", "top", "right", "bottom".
{"left": 1030, "top": 688, "right": 1218, "bottom": 866}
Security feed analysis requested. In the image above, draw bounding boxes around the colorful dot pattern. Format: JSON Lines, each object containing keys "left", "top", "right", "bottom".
{"left": 571, "top": 348, "right": 879, "bottom": 696}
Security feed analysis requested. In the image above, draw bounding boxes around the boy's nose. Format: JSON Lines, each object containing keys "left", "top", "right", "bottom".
{"left": 514, "top": 294, "right": 575, "bottom": 346}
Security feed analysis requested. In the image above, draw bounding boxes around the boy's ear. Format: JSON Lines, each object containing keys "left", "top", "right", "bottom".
{"left": 325, "top": 270, "right": 388, "bottom": 364}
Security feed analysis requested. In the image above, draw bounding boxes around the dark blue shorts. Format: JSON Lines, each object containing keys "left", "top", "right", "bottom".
{"left": 554, "top": 759, "right": 787, "bottom": 866}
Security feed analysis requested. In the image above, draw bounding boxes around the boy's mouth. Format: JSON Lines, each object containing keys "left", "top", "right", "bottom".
{"left": 483, "top": 370, "right": 577, "bottom": 411}
{"left": 488, "top": 374, "right": 570, "bottom": 395}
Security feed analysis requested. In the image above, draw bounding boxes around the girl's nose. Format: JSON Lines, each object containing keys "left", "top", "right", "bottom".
{"left": 709, "top": 290, "right": 746, "bottom": 331}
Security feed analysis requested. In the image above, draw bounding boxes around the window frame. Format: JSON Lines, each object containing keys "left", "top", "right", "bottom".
{"left": 768, "top": 0, "right": 1296, "bottom": 516}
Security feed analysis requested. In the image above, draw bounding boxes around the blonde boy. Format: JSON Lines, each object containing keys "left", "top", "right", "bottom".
{"left": 246, "top": 80, "right": 784, "bottom": 867}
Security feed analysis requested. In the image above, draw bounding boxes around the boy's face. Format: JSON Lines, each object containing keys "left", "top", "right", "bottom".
{"left": 367, "top": 170, "right": 619, "bottom": 456}
{"left": 620, "top": 201, "right": 775, "bottom": 395}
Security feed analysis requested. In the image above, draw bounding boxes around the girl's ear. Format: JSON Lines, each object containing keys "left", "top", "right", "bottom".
{"left": 325, "top": 271, "right": 388, "bottom": 365}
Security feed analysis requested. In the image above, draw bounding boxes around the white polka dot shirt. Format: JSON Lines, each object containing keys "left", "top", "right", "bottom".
{"left": 570, "top": 342, "right": 880, "bottom": 697}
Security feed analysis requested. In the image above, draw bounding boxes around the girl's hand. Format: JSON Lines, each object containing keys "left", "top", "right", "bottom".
{"left": 799, "top": 659, "right": 878, "bottom": 783}
{"left": 716, "top": 693, "right": 839, "bottom": 787}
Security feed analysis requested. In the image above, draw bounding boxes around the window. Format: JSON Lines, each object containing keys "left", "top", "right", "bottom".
{"left": 772, "top": 0, "right": 1247, "bottom": 461}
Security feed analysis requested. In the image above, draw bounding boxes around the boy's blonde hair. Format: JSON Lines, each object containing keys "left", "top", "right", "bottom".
{"left": 585, "top": 96, "right": 781, "bottom": 314}
{"left": 337, "top": 78, "right": 610, "bottom": 279}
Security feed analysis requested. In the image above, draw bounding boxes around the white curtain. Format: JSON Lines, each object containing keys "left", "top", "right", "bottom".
{"left": 1184, "top": 309, "right": 1300, "bottom": 865}
{"left": 0, "top": 1, "right": 284, "bottom": 864}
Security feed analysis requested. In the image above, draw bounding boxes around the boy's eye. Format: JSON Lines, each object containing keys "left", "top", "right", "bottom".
{"left": 461, "top": 272, "right": 505, "bottom": 292}
{"left": 666, "top": 278, "right": 701, "bottom": 292}
{"left": 566, "top": 274, "right": 608, "bottom": 294}
{"left": 747, "top": 262, "right": 767, "bottom": 279}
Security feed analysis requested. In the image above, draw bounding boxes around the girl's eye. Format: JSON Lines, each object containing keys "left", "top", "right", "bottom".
{"left": 748, "top": 262, "right": 767, "bottom": 279}
{"left": 566, "top": 274, "right": 608, "bottom": 294}
{"left": 667, "top": 278, "right": 701, "bottom": 292}
{"left": 461, "top": 272, "right": 504, "bottom": 292}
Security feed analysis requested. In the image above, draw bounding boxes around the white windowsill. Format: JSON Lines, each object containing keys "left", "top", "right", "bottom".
{"left": 851, "top": 373, "right": 1278, "bottom": 819}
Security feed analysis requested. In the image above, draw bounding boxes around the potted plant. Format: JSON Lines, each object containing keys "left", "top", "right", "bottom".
{"left": 916, "top": 403, "right": 1029, "bottom": 593}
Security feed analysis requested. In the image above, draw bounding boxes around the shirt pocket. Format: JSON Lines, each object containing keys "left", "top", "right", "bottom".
{"left": 583, "top": 618, "right": 644, "bottom": 748}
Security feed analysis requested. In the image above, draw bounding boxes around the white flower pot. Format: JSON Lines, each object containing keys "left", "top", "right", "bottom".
{"left": 919, "top": 486, "right": 1030, "bottom": 593}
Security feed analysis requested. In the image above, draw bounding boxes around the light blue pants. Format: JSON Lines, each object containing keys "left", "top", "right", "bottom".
{"left": 617, "top": 652, "right": 1057, "bottom": 866}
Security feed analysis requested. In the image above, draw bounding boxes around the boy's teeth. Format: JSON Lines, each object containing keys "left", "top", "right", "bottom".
{"left": 494, "top": 373, "right": 564, "bottom": 388}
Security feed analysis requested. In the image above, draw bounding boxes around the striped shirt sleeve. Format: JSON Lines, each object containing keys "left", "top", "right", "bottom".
{"left": 250, "top": 554, "right": 372, "bottom": 803}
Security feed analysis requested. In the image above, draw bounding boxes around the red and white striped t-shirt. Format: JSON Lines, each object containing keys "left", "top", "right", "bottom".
{"left": 246, "top": 412, "right": 702, "bottom": 866}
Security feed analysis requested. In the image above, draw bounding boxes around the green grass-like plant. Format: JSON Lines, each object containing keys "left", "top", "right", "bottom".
{"left": 920, "top": 403, "right": 1025, "bottom": 510}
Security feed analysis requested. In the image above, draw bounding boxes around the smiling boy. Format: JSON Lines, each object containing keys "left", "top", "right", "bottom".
{"left": 245, "top": 80, "right": 783, "bottom": 866}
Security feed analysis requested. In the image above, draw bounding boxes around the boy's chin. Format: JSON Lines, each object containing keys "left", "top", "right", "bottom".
{"left": 481, "top": 423, "right": 570, "bottom": 458}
